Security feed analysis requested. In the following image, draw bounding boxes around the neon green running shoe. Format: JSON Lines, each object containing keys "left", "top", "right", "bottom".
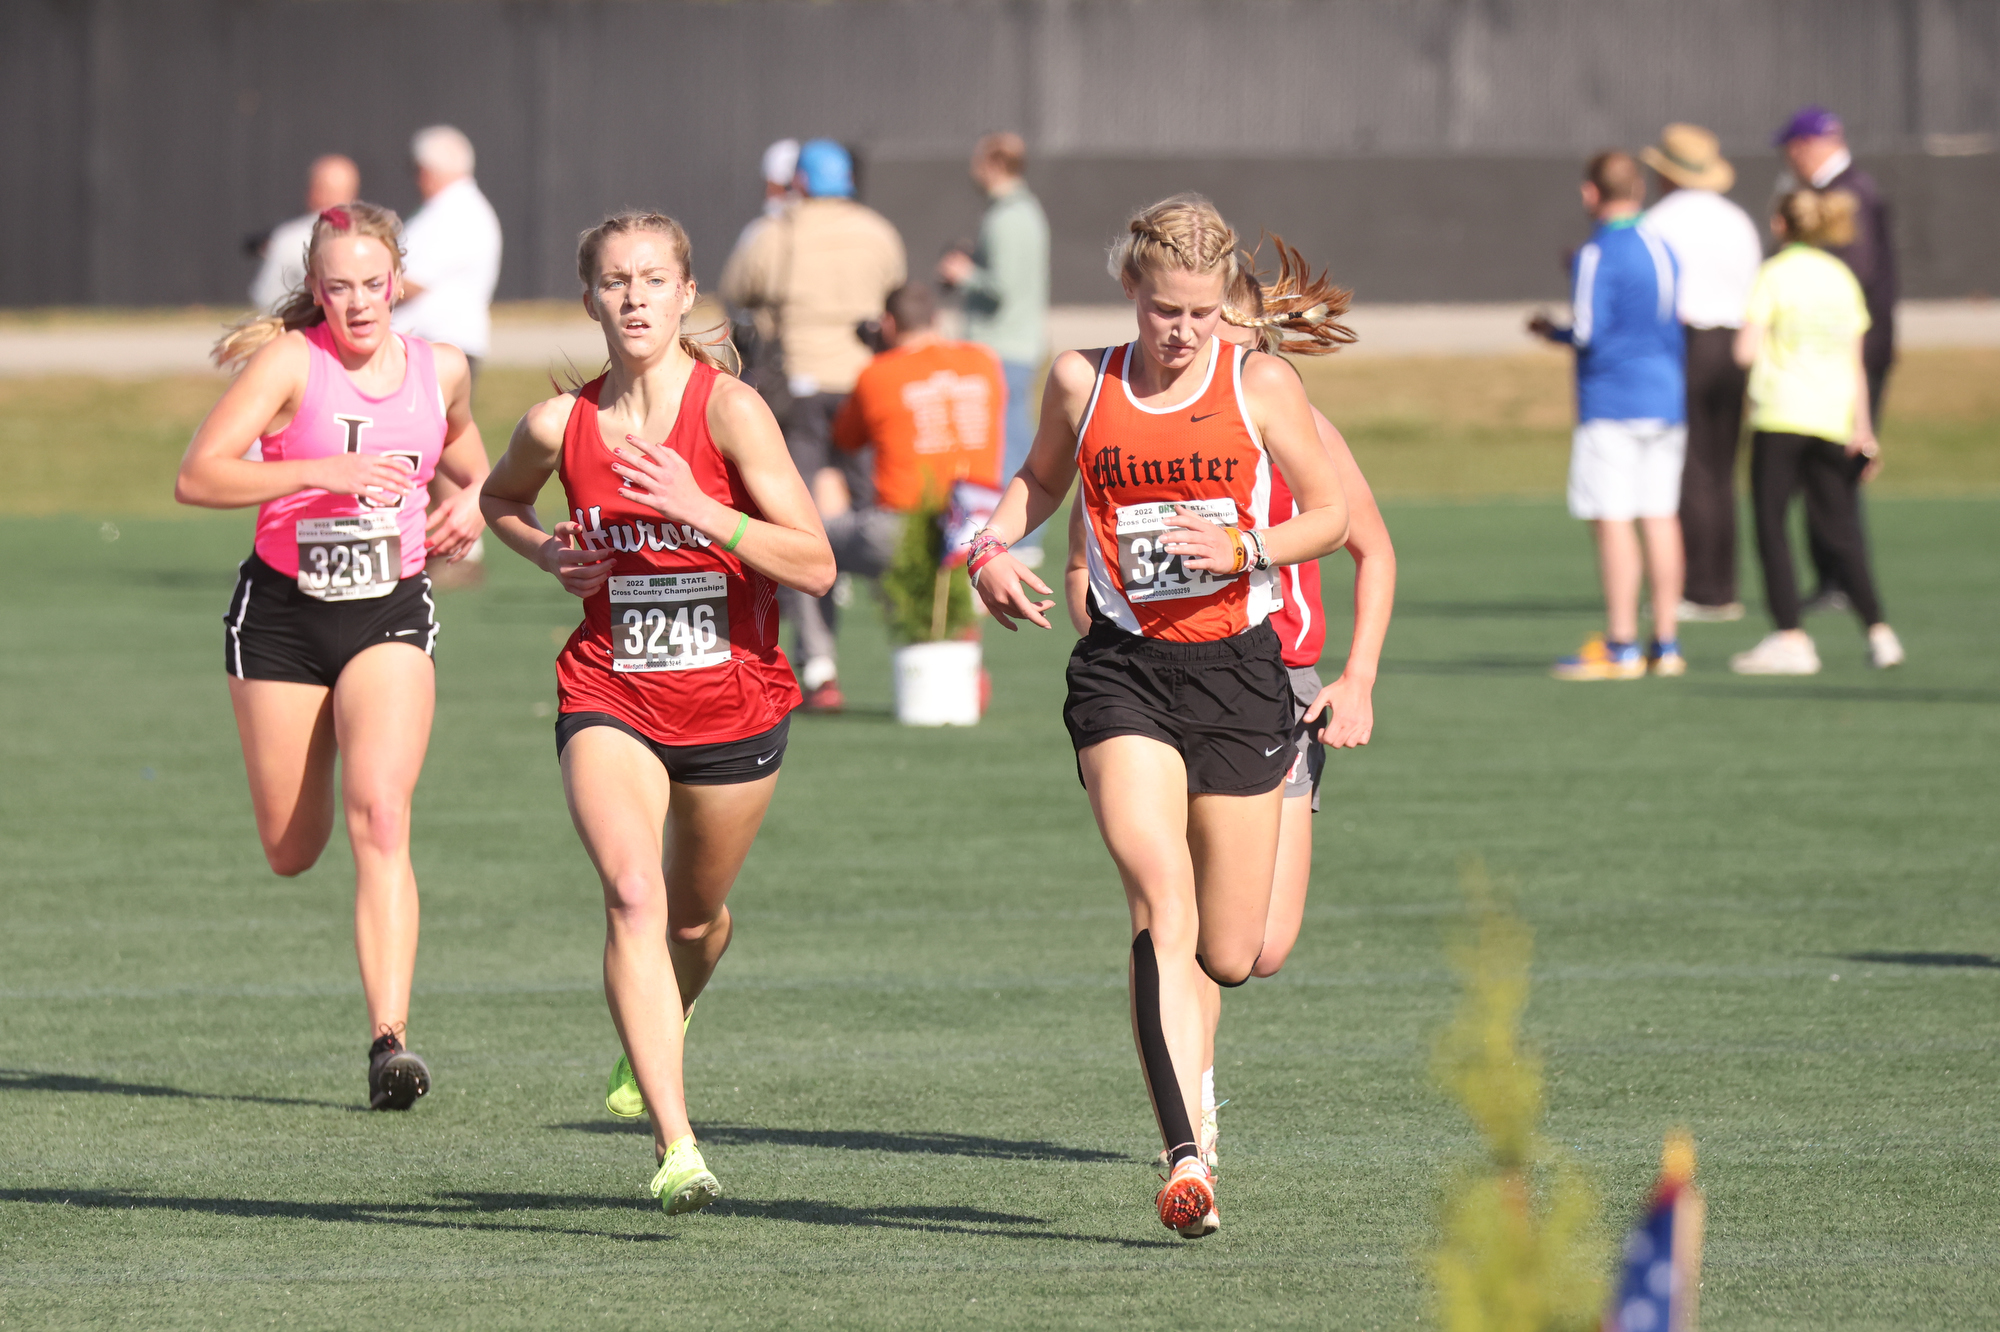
{"left": 649, "top": 1134, "right": 720, "bottom": 1216}
{"left": 605, "top": 1053, "right": 645, "bottom": 1119}
{"left": 604, "top": 1001, "right": 698, "bottom": 1120}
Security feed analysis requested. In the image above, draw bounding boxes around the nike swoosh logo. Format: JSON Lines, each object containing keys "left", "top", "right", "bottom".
{"left": 392, "top": 629, "right": 418, "bottom": 636}
{"left": 1191, "top": 411, "right": 1221, "bottom": 423}
{"left": 1263, "top": 744, "right": 1285, "bottom": 756}
{"left": 755, "top": 751, "right": 779, "bottom": 765}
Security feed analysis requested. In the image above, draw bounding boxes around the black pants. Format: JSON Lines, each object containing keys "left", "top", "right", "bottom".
{"left": 1750, "top": 431, "right": 1884, "bottom": 632}
{"left": 779, "top": 391, "right": 857, "bottom": 665}
{"left": 1806, "top": 358, "right": 1890, "bottom": 597}
{"left": 1679, "top": 326, "right": 1749, "bottom": 606}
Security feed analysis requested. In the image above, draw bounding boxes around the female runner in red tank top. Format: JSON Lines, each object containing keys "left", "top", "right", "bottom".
{"left": 971, "top": 195, "right": 1350, "bottom": 1237}
{"left": 174, "top": 204, "right": 490, "bottom": 1110}
{"left": 1067, "top": 241, "right": 1399, "bottom": 1171}
{"left": 481, "top": 212, "right": 833, "bottom": 1216}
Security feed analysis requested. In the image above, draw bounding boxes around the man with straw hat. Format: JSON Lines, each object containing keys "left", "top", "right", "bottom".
{"left": 1641, "top": 124, "right": 1763, "bottom": 622}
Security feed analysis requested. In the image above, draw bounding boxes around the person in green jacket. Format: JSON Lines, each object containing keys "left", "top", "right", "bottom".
{"left": 939, "top": 132, "right": 1050, "bottom": 565}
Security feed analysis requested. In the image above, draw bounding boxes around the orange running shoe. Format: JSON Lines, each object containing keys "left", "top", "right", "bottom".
{"left": 1156, "top": 1157, "right": 1219, "bottom": 1238}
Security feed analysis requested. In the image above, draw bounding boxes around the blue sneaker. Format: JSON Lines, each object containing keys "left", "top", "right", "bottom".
{"left": 1648, "top": 639, "right": 1687, "bottom": 677}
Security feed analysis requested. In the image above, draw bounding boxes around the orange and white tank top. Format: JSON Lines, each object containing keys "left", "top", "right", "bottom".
{"left": 1075, "top": 339, "right": 1276, "bottom": 642}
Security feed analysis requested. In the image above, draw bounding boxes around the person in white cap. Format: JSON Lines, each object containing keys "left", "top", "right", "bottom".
{"left": 393, "top": 125, "right": 501, "bottom": 589}
{"left": 1640, "top": 123, "right": 1763, "bottom": 623}
{"left": 733, "top": 138, "right": 801, "bottom": 253}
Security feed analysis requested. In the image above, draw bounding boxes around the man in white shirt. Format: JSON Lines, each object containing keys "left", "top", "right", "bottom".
{"left": 393, "top": 125, "right": 503, "bottom": 376}
{"left": 392, "top": 125, "right": 500, "bottom": 586}
{"left": 1641, "top": 124, "right": 1764, "bottom": 621}
{"left": 249, "top": 155, "right": 359, "bottom": 312}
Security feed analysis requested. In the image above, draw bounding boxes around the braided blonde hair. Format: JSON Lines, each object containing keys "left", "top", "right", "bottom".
{"left": 1106, "top": 193, "right": 1240, "bottom": 288}
{"left": 1222, "top": 236, "right": 1357, "bottom": 357}
{"left": 213, "top": 202, "right": 405, "bottom": 370}
{"left": 577, "top": 210, "right": 737, "bottom": 374}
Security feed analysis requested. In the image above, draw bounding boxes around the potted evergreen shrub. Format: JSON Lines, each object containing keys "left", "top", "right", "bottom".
{"left": 879, "top": 495, "right": 981, "bottom": 726}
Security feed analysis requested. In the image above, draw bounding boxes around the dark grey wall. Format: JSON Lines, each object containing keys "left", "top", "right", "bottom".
{"left": 877, "top": 152, "right": 2000, "bottom": 304}
{"left": 3, "top": 0, "right": 1997, "bottom": 309}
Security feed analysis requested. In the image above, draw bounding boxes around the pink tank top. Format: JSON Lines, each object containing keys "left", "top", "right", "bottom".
{"left": 253, "top": 324, "right": 447, "bottom": 581}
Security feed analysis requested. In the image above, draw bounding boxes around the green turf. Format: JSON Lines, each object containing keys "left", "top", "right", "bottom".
{"left": 2, "top": 500, "right": 1996, "bottom": 1330}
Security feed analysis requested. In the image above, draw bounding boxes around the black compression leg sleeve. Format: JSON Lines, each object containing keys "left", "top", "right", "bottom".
{"left": 1132, "top": 930, "right": 1198, "bottom": 1166}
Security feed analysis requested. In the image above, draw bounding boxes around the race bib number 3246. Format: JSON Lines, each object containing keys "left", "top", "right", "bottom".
{"left": 1115, "top": 498, "right": 1239, "bottom": 603}
{"left": 610, "top": 572, "right": 732, "bottom": 672}
{"left": 295, "top": 512, "right": 400, "bottom": 602}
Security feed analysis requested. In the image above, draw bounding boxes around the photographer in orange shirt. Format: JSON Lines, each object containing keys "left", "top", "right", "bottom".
{"left": 799, "top": 283, "right": 1002, "bottom": 708}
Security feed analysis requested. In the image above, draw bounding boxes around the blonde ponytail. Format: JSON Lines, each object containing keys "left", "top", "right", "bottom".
{"left": 213, "top": 203, "right": 407, "bottom": 371}
{"left": 1222, "top": 235, "right": 1357, "bottom": 357}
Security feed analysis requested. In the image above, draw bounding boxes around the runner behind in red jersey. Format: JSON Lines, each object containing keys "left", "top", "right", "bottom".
{"left": 970, "top": 195, "right": 1350, "bottom": 1238}
{"left": 480, "top": 211, "right": 833, "bottom": 1218}
{"left": 176, "top": 202, "right": 490, "bottom": 1111}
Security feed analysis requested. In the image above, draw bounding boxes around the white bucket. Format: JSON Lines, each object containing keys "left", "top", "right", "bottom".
{"left": 891, "top": 640, "right": 982, "bottom": 727}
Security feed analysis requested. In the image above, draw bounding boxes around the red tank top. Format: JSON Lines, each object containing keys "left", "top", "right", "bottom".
{"left": 1074, "top": 340, "right": 1277, "bottom": 642}
{"left": 1264, "top": 462, "right": 1327, "bottom": 668}
{"left": 553, "top": 366, "right": 800, "bottom": 745}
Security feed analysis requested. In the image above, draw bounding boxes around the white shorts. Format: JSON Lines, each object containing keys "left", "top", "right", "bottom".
{"left": 1567, "top": 419, "right": 1687, "bottom": 521}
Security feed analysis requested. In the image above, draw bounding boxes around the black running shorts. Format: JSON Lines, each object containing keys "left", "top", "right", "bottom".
{"left": 223, "top": 552, "right": 437, "bottom": 687}
{"left": 1283, "top": 664, "right": 1327, "bottom": 812}
{"left": 555, "top": 712, "right": 790, "bottom": 785}
{"left": 1063, "top": 616, "right": 1293, "bottom": 797}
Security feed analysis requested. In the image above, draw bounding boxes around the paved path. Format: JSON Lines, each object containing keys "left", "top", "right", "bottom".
{"left": 4, "top": 301, "right": 1997, "bottom": 377}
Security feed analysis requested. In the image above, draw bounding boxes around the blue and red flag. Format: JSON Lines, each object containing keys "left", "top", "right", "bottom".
{"left": 1604, "top": 1131, "right": 1705, "bottom": 1332}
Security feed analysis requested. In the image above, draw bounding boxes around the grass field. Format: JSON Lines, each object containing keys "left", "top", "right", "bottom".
{"left": 2, "top": 484, "right": 1996, "bottom": 1328}
{"left": 5, "top": 348, "right": 1998, "bottom": 517}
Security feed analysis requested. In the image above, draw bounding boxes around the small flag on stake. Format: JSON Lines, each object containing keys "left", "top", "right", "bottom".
{"left": 1603, "top": 1129, "right": 1705, "bottom": 1332}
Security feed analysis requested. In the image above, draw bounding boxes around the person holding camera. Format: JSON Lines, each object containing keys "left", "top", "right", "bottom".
{"left": 720, "top": 139, "right": 906, "bottom": 709}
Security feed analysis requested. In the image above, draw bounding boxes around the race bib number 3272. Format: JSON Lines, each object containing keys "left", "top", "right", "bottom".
{"left": 610, "top": 572, "right": 732, "bottom": 672}
{"left": 1114, "top": 498, "right": 1239, "bottom": 603}
{"left": 295, "top": 511, "right": 400, "bottom": 602}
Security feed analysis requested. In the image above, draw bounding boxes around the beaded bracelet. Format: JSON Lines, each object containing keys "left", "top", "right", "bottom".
{"left": 967, "top": 529, "right": 1010, "bottom": 587}
{"left": 966, "top": 529, "right": 1010, "bottom": 586}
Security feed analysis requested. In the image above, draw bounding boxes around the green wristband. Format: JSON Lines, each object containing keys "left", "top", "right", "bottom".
{"left": 723, "top": 510, "right": 750, "bottom": 552}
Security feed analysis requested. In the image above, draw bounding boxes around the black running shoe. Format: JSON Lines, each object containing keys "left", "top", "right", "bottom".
{"left": 368, "top": 1033, "right": 430, "bottom": 1110}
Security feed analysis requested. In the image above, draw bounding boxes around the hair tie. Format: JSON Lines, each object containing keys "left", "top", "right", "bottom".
{"left": 319, "top": 207, "right": 351, "bottom": 230}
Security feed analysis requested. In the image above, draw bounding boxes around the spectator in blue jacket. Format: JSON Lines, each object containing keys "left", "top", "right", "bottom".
{"left": 1530, "top": 151, "right": 1687, "bottom": 680}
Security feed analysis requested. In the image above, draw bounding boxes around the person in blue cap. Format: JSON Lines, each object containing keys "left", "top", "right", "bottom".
{"left": 1773, "top": 106, "right": 1898, "bottom": 617}
{"left": 722, "top": 139, "right": 907, "bottom": 710}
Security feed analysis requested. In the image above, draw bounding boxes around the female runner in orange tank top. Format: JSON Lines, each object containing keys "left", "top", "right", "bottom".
{"left": 1067, "top": 241, "right": 1397, "bottom": 1173}
{"left": 481, "top": 212, "right": 834, "bottom": 1215}
{"left": 175, "top": 204, "right": 489, "bottom": 1110}
{"left": 972, "top": 195, "right": 1350, "bottom": 1237}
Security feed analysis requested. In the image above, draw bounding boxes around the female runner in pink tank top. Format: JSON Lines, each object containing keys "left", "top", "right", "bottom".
{"left": 482, "top": 211, "right": 833, "bottom": 1215}
{"left": 175, "top": 204, "right": 490, "bottom": 1110}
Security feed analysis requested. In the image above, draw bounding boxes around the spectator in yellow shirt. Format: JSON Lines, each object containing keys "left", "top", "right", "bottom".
{"left": 1729, "top": 189, "right": 1904, "bottom": 675}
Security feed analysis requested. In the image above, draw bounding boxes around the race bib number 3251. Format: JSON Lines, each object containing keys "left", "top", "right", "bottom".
{"left": 610, "top": 572, "right": 732, "bottom": 672}
{"left": 295, "top": 512, "right": 400, "bottom": 602}
{"left": 1115, "top": 498, "right": 1239, "bottom": 603}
